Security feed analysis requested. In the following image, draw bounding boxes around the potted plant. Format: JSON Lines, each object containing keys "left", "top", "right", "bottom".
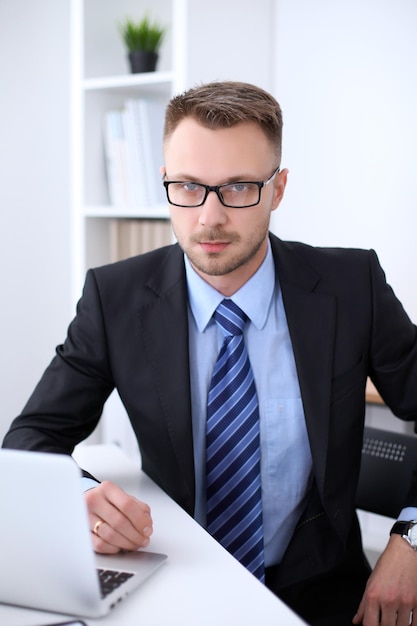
{"left": 119, "top": 14, "right": 167, "bottom": 74}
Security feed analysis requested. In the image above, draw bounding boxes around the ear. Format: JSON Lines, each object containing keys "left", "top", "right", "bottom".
{"left": 160, "top": 165, "right": 166, "bottom": 177}
{"left": 271, "top": 168, "right": 289, "bottom": 212}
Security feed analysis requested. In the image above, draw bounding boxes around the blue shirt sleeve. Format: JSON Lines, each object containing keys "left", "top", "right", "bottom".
{"left": 398, "top": 507, "right": 417, "bottom": 521}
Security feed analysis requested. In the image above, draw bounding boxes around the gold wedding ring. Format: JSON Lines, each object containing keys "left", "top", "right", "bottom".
{"left": 93, "top": 519, "right": 104, "bottom": 536}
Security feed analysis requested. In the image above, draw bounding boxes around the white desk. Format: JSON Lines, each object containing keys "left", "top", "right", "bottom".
{"left": 0, "top": 445, "right": 306, "bottom": 626}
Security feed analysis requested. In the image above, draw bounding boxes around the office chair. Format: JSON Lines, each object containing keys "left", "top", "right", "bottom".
{"left": 356, "top": 426, "right": 417, "bottom": 518}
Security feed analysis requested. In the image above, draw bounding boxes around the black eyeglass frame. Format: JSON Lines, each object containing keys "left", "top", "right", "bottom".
{"left": 163, "top": 165, "right": 281, "bottom": 208}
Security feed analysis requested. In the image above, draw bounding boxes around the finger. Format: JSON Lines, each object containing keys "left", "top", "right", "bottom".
{"left": 355, "top": 601, "right": 381, "bottom": 626}
{"left": 90, "top": 508, "right": 149, "bottom": 552}
{"left": 96, "top": 482, "right": 153, "bottom": 544}
{"left": 396, "top": 606, "right": 414, "bottom": 626}
{"left": 91, "top": 517, "right": 150, "bottom": 552}
{"left": 352, "top": 594, "right": 366, "bottom": 624}
{"left": 88, "top": 511, "right": 138, "bottom": 553}
{"left": 92, "top": 501, "right": 150, "bottom": 547}
{"left": 91, "top": 520, "right": 123, "bottom": 554}
{"left": 93, "top": 518, "right": 104, "bottom": 537}
{"left": 85, "top": 482, "right": 153, "bottom": 551}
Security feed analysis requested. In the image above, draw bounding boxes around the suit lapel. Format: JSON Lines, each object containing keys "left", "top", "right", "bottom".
{"left": 137, "top": 245, "right": 195, "bottom": 510}
{"left": 270, "top": 236, "right": 336, "bottom": 495}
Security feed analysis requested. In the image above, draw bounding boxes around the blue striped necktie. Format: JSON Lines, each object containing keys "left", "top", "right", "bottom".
{"left": 206, "top": 298, "right": 264, "bottom": 582}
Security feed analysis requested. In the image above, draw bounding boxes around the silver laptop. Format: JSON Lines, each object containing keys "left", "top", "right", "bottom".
{"left": 0, "top": 448, "right": 167, "bottom": 618}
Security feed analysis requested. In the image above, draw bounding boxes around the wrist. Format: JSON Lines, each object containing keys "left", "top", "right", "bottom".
{"left": 390, "top": 520, "right": 417, "bottom": 550}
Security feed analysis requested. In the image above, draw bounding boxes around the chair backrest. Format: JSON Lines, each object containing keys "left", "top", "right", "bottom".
{"left": 356, "top": 425, "right": 417, "bottom": 518}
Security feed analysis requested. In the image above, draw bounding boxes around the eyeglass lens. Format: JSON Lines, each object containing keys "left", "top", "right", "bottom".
{"left": 167, "top": 182, "right": 261, "bottom": 208}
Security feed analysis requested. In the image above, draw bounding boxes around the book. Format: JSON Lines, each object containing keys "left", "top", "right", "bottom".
{"left": 103, "top": 110, "right": 129, "bottom": 206}
{"left": 122, "top": 100, "right": 148, "bottom": 207}
{"left": 136, "top": 97, "right": 166, "bottom": 205}
{"left": 104, "top": 98, "right": 166, "bottom": 208}
{"left": 109, "top": 218, "right": 172, "bottom": 262}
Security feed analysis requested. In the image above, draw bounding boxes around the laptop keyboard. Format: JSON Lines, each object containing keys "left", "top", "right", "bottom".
{"left": 98, "top": 568, "right": 134, "bottom": 598}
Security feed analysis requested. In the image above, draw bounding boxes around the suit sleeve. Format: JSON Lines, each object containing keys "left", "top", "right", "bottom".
{"left": 367, "top": 251, "right": 417, "bottom": 509}
{"left": 2, "top": 269, "right": 114, "bottom": 455}
{"left": 369, "top": 249, "right": 417, "bottom": 420}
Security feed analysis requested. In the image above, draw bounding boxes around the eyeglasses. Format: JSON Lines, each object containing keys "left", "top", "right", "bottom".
{"left": 163, "top": 166, "right": 280, "bottom": 208}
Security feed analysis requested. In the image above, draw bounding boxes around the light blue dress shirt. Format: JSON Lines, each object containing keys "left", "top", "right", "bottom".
{"left": 185, "top": 241, "right": 313, "bottom": 566}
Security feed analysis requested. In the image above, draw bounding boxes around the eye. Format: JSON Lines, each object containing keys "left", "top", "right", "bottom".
{"left": 182, "top": 182, "right": 201, "bottom": 192}
{"left": 228, "top": 183, "right": 250, "bottom": 193}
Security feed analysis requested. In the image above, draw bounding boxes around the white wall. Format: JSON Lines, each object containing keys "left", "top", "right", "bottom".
{"left": 0, "top": 0, "right": 72, "bottom": 442}
{"left": 185, "top": 0, "right": 276, "bottom": 91}
{"left": 272, "top": 0, "right": 417, "bottom": 320}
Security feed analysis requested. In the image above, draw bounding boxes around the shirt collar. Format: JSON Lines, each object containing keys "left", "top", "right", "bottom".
{"left": 184, "top": 240, "right": 276, "bottom": 332}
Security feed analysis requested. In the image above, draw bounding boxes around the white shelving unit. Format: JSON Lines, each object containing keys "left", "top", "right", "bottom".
{"left": 70, "top": 0, "right": 187, "bottom": 306}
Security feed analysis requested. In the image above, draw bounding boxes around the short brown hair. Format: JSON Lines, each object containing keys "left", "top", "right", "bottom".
{"left": 164, "top": 81, "right": 283, "bottom": 162}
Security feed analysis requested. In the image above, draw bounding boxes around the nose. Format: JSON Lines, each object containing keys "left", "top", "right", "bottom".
{"left": 198, "top": 189, "right": 228, "bottom": 228}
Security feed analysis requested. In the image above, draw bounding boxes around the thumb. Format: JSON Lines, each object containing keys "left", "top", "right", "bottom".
{"left": 352, "top": 597, "right": 365, "bottom": 625}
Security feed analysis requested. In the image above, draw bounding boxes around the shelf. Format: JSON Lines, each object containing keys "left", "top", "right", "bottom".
{"left": 83, "top": 204, "right": 170, "bottom": 219}
{"left": 82, "top": 70, "right": 174, "bottom": 92}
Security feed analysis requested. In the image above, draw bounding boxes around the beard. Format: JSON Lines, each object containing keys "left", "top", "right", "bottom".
{"left": 174, "top": 218, "right": 270, "bottom": 277}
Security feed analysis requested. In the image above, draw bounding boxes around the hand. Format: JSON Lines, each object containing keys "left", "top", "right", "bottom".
{"left": 85, "top": 480, "right": 153, "bottom": 554}
{"left": 353, "top": 534, "right": 417, "bottom": 626}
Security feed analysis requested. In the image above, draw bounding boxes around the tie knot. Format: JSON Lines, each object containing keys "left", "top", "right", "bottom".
{"left": 214, "top": 299, "right": 248, "bottom": 336}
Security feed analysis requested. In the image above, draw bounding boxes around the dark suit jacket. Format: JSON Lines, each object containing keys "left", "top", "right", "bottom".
{"left": 4, "top": 233, "right": 417, "bottom": 589}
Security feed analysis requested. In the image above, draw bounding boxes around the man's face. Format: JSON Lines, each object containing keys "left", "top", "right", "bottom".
{"left": 163, "top": 118, "right": 287, "bottom": 295}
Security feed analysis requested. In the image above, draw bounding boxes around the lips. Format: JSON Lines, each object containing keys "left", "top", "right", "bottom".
{"left": 199, "top": 241, "right": 230, "bottom": 253}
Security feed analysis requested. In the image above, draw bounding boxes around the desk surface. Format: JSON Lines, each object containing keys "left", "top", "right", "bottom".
{"left": 0, "top": 444, "right": 306, "bottom": 626}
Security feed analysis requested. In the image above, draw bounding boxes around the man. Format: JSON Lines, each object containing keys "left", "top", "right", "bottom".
{"left": 3, "top": 81, "right": 417, "bottom": 626}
